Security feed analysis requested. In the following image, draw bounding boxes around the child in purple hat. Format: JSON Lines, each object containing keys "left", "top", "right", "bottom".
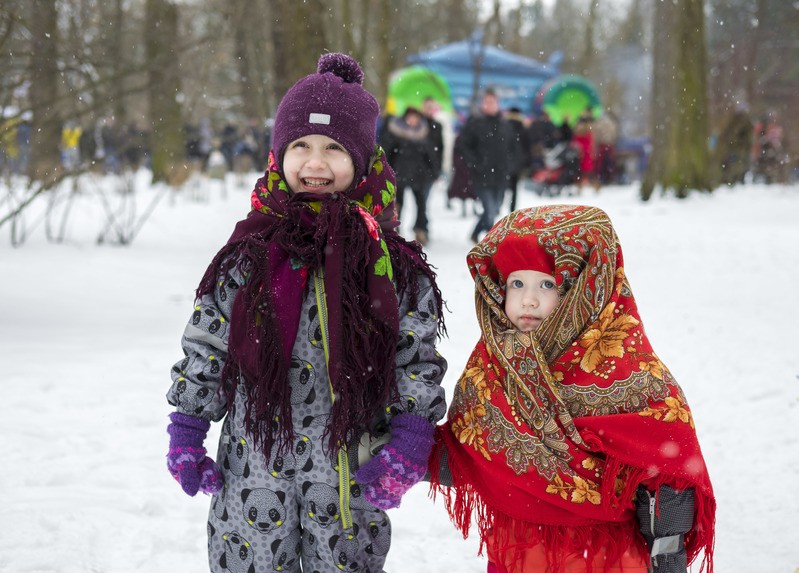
{"left": 166, "top": 53, "right": 448, "bottom": 572}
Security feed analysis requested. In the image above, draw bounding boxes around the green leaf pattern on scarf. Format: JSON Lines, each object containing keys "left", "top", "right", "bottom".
{"left": 382, "top": 182, "right": 394, "bottom": 209}
{"left": 361, "top": 192, "right": 373, "bottom": 211}
{"left": 374, "top": 239, "right": 393, "bottom": 280}
{"left": 253, "top": 146, "right": 398, "bottom": 285}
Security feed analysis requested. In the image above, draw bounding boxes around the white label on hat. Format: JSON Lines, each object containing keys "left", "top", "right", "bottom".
{"left": 309, "top": 113, "right": 331, "bottom": 125}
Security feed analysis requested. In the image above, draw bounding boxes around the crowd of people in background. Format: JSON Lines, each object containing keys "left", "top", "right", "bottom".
{"left": 441, "top": 91, "right": 623, "bottom": 243}
{"left": 713, "top": 105, "right": 790, "bottom": 186}
{"left": 0, "top": 114, "right": 278, "bottom": 179}
{"left": 439, "top": 91, "right": 794, "bottom": 244}
{"left": 0, "top": 102, "right": 790, "bottom": 192}
{"left": 376, "top": 90, "right": 627, "bottom": 245}
{"left": 0, "top": 93, "right": 792, "bottom": 247}
{"left": 0, "top": 112, "right": 31, "bottom": 177}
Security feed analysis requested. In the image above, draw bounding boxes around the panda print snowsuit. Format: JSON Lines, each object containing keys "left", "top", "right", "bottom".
{"left": 167, "top": 266, "right": 447, "bottom": 573}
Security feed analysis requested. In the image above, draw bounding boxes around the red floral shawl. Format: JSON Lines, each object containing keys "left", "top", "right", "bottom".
{"left": 431, "top": 205, "right": 714, "bottom": 572}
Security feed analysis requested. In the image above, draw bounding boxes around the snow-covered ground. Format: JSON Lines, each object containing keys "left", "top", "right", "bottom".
{"left": 1, "top": 172, "right": 798, "bottom": 572}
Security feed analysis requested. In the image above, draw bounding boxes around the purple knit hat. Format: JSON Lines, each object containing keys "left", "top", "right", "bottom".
{"left": 272, "top": 53, "right": 379, "bottom": 182}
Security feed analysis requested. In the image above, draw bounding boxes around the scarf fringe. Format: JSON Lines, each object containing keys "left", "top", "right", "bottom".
{"left": 320, "top": 195, "right": 398, "bottom": 453}
{"left": 386, "top": 232, "right": 447, "bottom": 337}
{"left": 686, "top": 485, "right": 716, "bottom": 573}
{"left": 431, "top": 437, "right": 714, "bottom": 573}
{"left": 604, "top": 455, "right": 715, "bottom": 573}
{"left": 430, "top": 444, "right": 642, "bottom": 573}
{"left": 197, "top": 190, "right": 446, "bottom": 461}
{"left": 600, "top": 455, "right": 648, "bottom": 516}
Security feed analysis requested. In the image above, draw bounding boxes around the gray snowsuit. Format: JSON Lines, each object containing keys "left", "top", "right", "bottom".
{"left": 167, "top": 265, "right": 447, "bottom": 573}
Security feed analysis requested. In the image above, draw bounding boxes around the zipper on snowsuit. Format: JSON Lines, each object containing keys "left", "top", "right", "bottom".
{"left": 647, "top": 489, "right": 658, "bottom": 570}
{"left": 313, "top": 269, "right": 354, "bottom": 532}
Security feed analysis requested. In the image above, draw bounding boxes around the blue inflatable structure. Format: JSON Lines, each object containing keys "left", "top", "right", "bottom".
{"left": 407, "top": 37, "right": 560, "bottom": 118}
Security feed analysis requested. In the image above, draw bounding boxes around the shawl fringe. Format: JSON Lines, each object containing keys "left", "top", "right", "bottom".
{"left": 602, "top": 449, "right": 715, "bottom": 573}
{"left": 430, "top": 436, "right": 715, "bottom": 573}
{"left": 430, "top": 439, "right": 644, "bottom": 573}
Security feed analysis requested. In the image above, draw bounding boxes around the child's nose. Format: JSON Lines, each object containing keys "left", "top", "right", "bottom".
{"left": 306, "top": 153, "right": 325, "bottom": 167}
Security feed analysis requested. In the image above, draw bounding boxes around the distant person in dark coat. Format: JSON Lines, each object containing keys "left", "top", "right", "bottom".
{"left": 504, "top": 106, "right": 529, "bottom": 212}
{"left": 457, "top": 89, "right": 516, "bottom": 243}
{"left": 593, "top": 110, "right": 619, "bottom": 185}
{"left": 715, "top": 103, "right": 752, "bottom": 185}
{"left": 381, "top": 107, "right": 438, "bottom": 245}
{"left": 422, "top": 97, "right": 445, "bottom": 201}
{"left": 528, "top": 111, "right": 557, "bottom": 173}
{"left": 555, "top": 116, "right": 573, "bottom": 144}
{"left": 446, "top": 139, "right": 476, "bottom": 215}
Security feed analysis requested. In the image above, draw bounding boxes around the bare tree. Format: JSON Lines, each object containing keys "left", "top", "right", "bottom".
{"left": 371, "top": 0, "right": 393, "bottom": 107}
{"left": 27, "top": 0, "right": 62, "bottom": 183}
{"left": 616, "top": 0, "right": 646, "bottom": 47}
{"left": 484, "top": 0, "right": 502, "bottom": 46}
{"left": 109, "top": 0, "right": 129, "bottom": 125}
{"left": 435, "top": 0, "right": 481, "bottom": 44}
{"left": 263, "top": 0, "right": 329, "bottom": 101}
{"left": 145, "top": 0, "right": 186, "bottom": 184}
{"left": 707, "top": 0, "right": 799, "bottom": 124}
{"left": 577, "top": 0, "right": 599, "bottom": 76}
{"left": 225, "top": 0, "right": 271, "bottom": 121}
{"left": 351, "top": 0, "right": 373, "bottom": 67}
{"left": 641, "top": 0, "right": 711, "bottom": 199}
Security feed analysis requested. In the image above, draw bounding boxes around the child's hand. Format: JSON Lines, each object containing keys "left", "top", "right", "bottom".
{"left": 635, "top": 485, "right": 694, "bottom": 572}
{"left": 166, "top": 412, "right": 224, "bottom": 496}
{"left": 354, "top": 413, "right": 434, "bottom": 509}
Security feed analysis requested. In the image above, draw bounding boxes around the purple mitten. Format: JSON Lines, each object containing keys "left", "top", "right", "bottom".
{"left": 166, "top": 412, "right": 223, "bottom": 496}
{"left": 354, "top": 413, "right": 435, "bottom": 509}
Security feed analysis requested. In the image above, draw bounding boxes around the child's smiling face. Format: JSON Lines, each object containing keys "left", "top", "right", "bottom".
{"left": 283, "top": 134, "right": 355, "bottom": 194}
{"left": 504, "top": 270, "right": 560, "bottom": 332}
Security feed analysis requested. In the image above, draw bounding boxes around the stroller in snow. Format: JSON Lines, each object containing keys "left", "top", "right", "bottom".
{"left": 530, "top": 142, "right": 581, "bottom": 196}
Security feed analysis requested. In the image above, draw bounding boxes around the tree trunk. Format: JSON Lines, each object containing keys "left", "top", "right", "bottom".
{"left": 579, "top": 0, "right": 598, "bottom": 76}
{"left": 228, "top": 0, "right": 269, "bottom": 122}
{"left": 341, "top": 0, "right": 354, "bottom": 55}
{"left": 266, "top": 0, "right": 292, "bottom": 99}
{"left": 111, "top": 0, "right": 127, "bottom": 125}
{"left": 267, "top": 0, "right": 327, "bottom": 98}
{"left": 744, "top": 0, "right": 766, "bottom": 109}
{"left": 354, "top": 0, "right": 372, "bottom": 66}
{"left": 374, "top": 0, "right": 392, "bottom": 107}
{"left": 641, "top": 0, "right": 711, "bottom": 199}
{"left": 436, "top": 0, "right": 480, "bottom": 44}
{"left": 145, "top": 0, "right": 186, "bottom": 185}
{"left": 27, "top": 0, "right": 62, "bottom": 184}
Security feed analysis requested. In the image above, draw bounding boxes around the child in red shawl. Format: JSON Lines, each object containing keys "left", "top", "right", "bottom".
{"left": 430, "top": 205, "right": 715, "bottom": 573}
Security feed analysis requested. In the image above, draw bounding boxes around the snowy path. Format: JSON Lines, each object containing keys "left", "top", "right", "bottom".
{"left": 1, "top": 176, "right": 798, "bottom": 572}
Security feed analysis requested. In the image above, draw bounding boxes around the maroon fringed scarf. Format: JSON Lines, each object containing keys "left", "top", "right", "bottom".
{"left": 197, "top": 148, "right": 443, "bottom": 459}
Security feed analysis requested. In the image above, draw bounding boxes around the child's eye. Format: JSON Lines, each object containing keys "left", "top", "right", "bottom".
{"left": 327, "top": 143, "right": 344, "bottom": 151}
{"left": 541, "top": 280, "right": 556, "bottom": 289}
{"left": 510, "top": 279, "right": 524, "bottom": 288}
{"left": 292, "top": 141, "right": 309, "bottom": 149}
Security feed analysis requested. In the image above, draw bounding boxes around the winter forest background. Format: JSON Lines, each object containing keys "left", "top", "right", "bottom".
{"left": 1, "top": 0, "right": 799, "bottom": 194}
{"left": 2, "top": 1, "right": 799, "bottom": 572}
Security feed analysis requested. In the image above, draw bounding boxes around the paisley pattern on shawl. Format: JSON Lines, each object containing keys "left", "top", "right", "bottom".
{"left": 431, "top": 205, "right": 714, "bottom": 573}
{"left": 196, "top": 146, "right": 443, "bottom": 460}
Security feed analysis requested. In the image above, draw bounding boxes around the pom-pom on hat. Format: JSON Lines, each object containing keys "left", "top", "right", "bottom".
{"left": 492, "top": 234, "right": 555, "bottom": 283}
{"left": 271, "top": 53, "right": 379, "bottom": 184}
